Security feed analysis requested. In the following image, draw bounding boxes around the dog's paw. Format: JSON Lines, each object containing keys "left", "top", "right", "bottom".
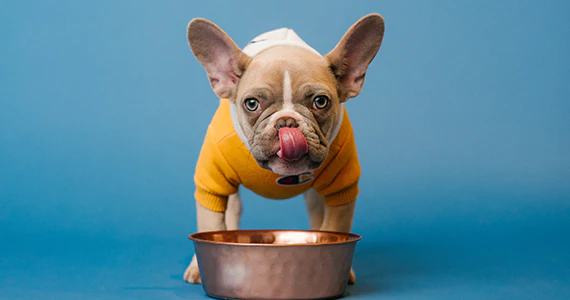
{"left": 348, "top": 268, "right": 356, "bottom": 285}
{"left": 183, "top": 255, "right": 201, "bottom": 284}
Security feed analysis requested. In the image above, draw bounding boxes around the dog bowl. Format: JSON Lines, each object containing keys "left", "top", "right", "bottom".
{"left": 189, "top": 229, "right": 361, "bottom": 300}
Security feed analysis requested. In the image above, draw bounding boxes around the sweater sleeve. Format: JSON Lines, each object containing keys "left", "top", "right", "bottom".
{"left": 194, "top": 126, "right": 240, "bottom": 212}
{"left": 313, "top": 127, "right": 361, "bottom": 207}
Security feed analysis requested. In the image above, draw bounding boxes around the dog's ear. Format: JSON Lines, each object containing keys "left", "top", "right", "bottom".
{"left": 187, "top": 18, "right": 252, "bottom": 100}
{"left": 325, "top": 14, "right": 385, "bottom": 101}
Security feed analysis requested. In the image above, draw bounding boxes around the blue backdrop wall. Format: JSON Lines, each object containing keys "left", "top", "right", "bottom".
{"left": 1, "top": 1, "right": 569, "bottom": 299}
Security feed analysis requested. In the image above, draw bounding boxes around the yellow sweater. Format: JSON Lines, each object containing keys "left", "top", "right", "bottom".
{"left": 194, "top": 99, "right": 361, "bottom": 212}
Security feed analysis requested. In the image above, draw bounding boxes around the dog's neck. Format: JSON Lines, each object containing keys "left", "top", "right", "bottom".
{"left": 230, "top": 28, "right": 345, "bottom": 150}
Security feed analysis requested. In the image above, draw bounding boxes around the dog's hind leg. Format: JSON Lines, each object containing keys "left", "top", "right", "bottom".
{"left": 304, "top": 188, "right": 324, "bottom": 230}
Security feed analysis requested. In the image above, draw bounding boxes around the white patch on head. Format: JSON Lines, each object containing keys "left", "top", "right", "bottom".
{"left": 283, "top": 70, "right": 293, "bottom": 110}
{"left": 242, "top": 28, "right": 322, "bottom": 58}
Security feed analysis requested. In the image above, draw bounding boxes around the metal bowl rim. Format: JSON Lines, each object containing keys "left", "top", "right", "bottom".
{"left": 188, "top": 229, "right": 362, "bottom": 247}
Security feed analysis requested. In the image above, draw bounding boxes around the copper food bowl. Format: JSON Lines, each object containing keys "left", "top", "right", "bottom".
{"left": 188, "top": 229, "right": 361, "bottom": 300}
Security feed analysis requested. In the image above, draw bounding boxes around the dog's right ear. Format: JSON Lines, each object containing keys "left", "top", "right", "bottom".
{"left": 187, "top": 18, "right": 252, "bottom": 100}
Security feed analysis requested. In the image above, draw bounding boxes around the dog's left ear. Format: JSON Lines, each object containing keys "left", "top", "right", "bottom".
{"left": 326, "top": 14, "right": 385, "bottom": 101}
{"left": 187, "top": 18, "right": 252, "bottom": 100}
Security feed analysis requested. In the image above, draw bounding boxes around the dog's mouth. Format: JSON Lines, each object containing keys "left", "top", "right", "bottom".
{"left": 249, "top": 122, "right": 328, "bottom": 176}
{"left": 276, "top": 127, "right": 308, "bottom": 162}
{"left": 269, "top": 127, "right": 319, "bottom": 175}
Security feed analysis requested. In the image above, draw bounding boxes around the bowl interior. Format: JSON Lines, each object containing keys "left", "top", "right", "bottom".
{"left": 189, "top": 230, "right": 361, "bottom": 246}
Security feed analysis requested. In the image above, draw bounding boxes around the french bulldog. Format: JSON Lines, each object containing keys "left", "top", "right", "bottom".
{"left": 183, "top": 14, "right": 384, "bottom": 285}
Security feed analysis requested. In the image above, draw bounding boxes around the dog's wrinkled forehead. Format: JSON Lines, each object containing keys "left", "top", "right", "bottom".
{"left": 242, "top": 28, "right": 321, "bottom": 57}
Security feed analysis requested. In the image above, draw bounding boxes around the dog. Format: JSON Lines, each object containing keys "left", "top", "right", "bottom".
{"left": 183, "top": 13, "right": 384, "bottom": 285}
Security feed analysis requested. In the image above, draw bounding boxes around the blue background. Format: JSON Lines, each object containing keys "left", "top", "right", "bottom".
{"left": 1, "top": 0, "right": 569, "bottom": 299}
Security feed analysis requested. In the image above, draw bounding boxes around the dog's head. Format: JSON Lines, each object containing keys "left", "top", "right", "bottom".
{"left": 187, "top": 14, "right": 384, "bottom": 175}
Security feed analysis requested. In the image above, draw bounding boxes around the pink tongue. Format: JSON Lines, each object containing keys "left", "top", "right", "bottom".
{"left": 278, "top": 128, "right": 308, "bottom": 161}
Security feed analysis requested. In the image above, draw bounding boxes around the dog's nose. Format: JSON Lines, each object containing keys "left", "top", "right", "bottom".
{"left": 275, "top": 117, "right": 298, "bottom": 129}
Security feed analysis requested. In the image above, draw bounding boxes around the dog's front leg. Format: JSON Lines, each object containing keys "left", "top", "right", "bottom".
{"left": 320, "top": 201, "right": 357, "bottom": 284}
{"left": 183, "top": 200, "right": 228, "bottom": 284}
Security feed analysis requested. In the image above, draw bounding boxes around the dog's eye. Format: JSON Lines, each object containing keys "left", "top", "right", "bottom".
{"left": 244, "top": 98, "right": 260, "bottom": 111}
{"left": 313, "top": 96, "right": 329, "bottom": 109}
